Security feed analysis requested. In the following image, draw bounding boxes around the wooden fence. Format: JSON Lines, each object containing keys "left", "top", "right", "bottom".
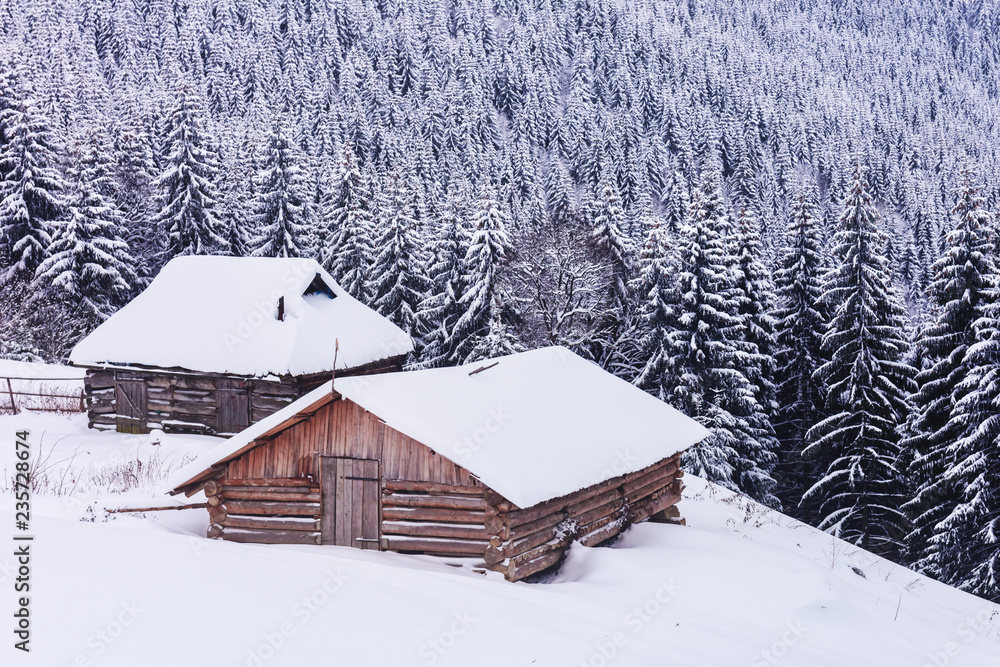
{"left": 0, "top": 376, "right": 86, "bottom": 414}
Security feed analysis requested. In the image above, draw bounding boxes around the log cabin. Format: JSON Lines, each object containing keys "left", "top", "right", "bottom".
{"left": 168, "top": 346, "right": 709, "bottom": 581}
{"left": 69, "top": 256, "right": 412, "bottom": 435}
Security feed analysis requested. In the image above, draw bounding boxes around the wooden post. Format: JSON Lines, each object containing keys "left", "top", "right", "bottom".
{"left": 6, "top": 378, "right": 17, "bottom": 414}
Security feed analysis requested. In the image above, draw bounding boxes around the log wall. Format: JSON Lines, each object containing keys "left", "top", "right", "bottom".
{"left": 483, "top": 454, "right": 684, "bottom": 581}
{"left": 205, "top": 478, "right": 323, "bottom": 545}
{"left": 84, "top": 369, "right": 299, "bottom": 434}
{"left": 81, "top": 355, "right": 405, "bottom": 435}
{"left": 204, "top": 395, "right": 686, "bottom": 581}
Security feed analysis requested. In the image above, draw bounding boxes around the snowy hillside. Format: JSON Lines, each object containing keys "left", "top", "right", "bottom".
{"left": 1, "top": 411, "right": 998, "bottom": 666}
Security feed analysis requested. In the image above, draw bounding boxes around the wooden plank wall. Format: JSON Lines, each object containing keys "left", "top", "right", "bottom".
{"left": 225, "top": 399, "right": 477, "bottom": 486}
{"left": 84, "top": 369, "right": 299, "bottom": 435}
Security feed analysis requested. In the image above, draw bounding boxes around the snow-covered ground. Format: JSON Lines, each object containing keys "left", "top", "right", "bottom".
{"left": 1, "top": 409, "right": 999, "bottom": 666}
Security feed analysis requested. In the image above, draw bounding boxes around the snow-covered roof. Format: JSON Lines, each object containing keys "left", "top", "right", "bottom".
{"left": 169, "top": 346, "right": 708, "bottom": 509}
{"left": 70, "top": 256, "right": 413, "bottom": 377}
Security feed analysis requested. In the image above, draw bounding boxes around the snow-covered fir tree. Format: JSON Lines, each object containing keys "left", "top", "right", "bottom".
{"left": 251, "top": 122, "right": 314, "bottom": 258}
{"left": 771, "top": 189, "right": 828, "bottom": 518}
{"left": 452, "top": 188, "right": 511, "bottom": 365}
{"left": 370, "top": 170, "right": 430, "bottom": 335}
{"left": 465, "top": 298, "right": 524, "bottom": 363}
{"left": 803, "top": 167, "right": 915, "bottom": 558}
{"left": 913, "top": 170, "right": 1000, "bottom": 599}
{"left": 588, "top": 175, "right": 631, "bottom": 307}
{"left": 415, "top": 181, "right": 472, "bottom": 368}
{"left": 0, "top": 95, "right": 64, "bottom": 279}
{"left": 634, "top": 218, "right": 679, "bottom": 401}
{"left": 653, "top": 169, "right": 778, "bottom": 506}
{"left": 321, "top": 145, "right": 373, "bottom": 301}
{"left": 33, "top": 138, "right": 138, "bottom": 333}
{"left": 154, "top": 86, "right": 227, "bottom": 259}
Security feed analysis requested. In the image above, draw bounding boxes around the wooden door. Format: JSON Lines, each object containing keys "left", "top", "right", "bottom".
{"left": 320, "top": 458, "right": 380, "bottom": 550}
{"left": 115, "top": 373, "right": 147, "bottom": 434}
{"left": 217, "top": 379, "right": 250, "bottom": 434}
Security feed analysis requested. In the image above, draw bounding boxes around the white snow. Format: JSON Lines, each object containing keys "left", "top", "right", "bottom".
{"left": 169, "top": 346, "right": 711, "bottom": 509}
{"left": 2, "top": 407, "right": 999, "bottom": 666}
{"left": 68, "top": 256, "right": 414, "bottom": 377}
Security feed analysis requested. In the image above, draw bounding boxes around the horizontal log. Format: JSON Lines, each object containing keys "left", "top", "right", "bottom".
{"left": 381, "top": 536, "right": 489, "bottom": 556}
{"left": 207, "top": 524, "right": 223, "bottom": 539}
{"left": 381, "top": 521, "right": 489, "bottom": 540}
{"left": 579, "top": 516, "right": 628, "bottom": 547}
{"left": 226, "top": 478, "right": 316, "bottom": 487}
{"left": 381, "top": 493, "right": 489, "bottom": 511}
{"left": 222, "top": 490, "right": 321, "bottom": 503}
{"left": 203, "top": 480, "right": 222, "bottom": 497}
{"left": 565, "top": 487, "right": 625, "bottom": 520}
{"left": 224, "top": 515, "right": 321, "bottom": 531}
{"left": 169, "top": 402, "right": 217, "bottom": 417}
{"left": 220, "top": 528, "right": 322, "bottom": 545}
{"left": 629, "top": 486, "right": 682, "bottom": 525}
{"left": 498, "top": 508, "right": 569, "bottom": 542}
{"left": 620, "top": 454, "right": 680, "bottom": 486}
{"left": 504, "top": 475, "right": 629, "bottom": 529}
{"left": 251, "top": 395, "right": 296, "bottom": 412}
{"left": 383, "top": 480, "right": 484, "bottom": 496}
{"left": 496, "top": 518, "right": 577, "bottom": 562}
{"left": 381, "top": 506, "right": 487, "bottom": 524}
{"left": 621, "top": 461, "right": 680, "bottom": 497}
{"left": 106, "top": 503, "right": 208, "bottom": 514}
{"left": 573, "top": 498, "right": 625, "bottom": 530}
{"left": 223, "top": 500, "right": 321, "bottom": 518}
{"left": 507, "top": 547, "right": 565, "bottom": 582}
{"left": 220, "top": 484, "right": 320, "bottom": 495}
{"left": 85, "top": 371, "right": 116, "bottom": 389}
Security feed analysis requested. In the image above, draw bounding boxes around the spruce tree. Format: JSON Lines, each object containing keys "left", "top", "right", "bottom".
{"left": 415, "top": 181, "right": 472, "bottom": 368}
{"left": 154, "top": 87, "right": 227, "bottom": 259}
{"left": 918, "top": 170, "right": 1000, "bottom": 598}
{"left": 452, "top": 189, "right": 511, "bottom": 365}
{"left": 34, "top": 139, "right": 138, "bottom": 333}
{"left": 634, "top": 218, "right": 679, "bottom": 401}
{"left": 465, "top": 298, "right": 524, "bottom": 363}
{"left": 803, "top": 167, "right": 915, "bottom": 557}
{"left": 771, "top": 190, "right": 828, "bottom": 518}
{"left": 251, "top": 123, "right": 314, "bottom": 258}
{"left": 321, "top": 145, "right": 373, "bottom": 301}
{"left": 0, "top": 97, "right": 64, "bottom": 279}
{"left": 370, "top": 170, "right": 430, "bottom": 335}
{"left": 657, "top": 170, "right": 778, "bottom": 505}
{"left": 589, "top": 175, "right": 631, "bottom": 307}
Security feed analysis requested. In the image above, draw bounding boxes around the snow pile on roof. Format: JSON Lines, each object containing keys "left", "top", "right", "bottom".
{"left": 70, "top": 256, "right": 413, "bottom": 377}
{"left": 170, "top": 347, "right": 709, "bottom": 508}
